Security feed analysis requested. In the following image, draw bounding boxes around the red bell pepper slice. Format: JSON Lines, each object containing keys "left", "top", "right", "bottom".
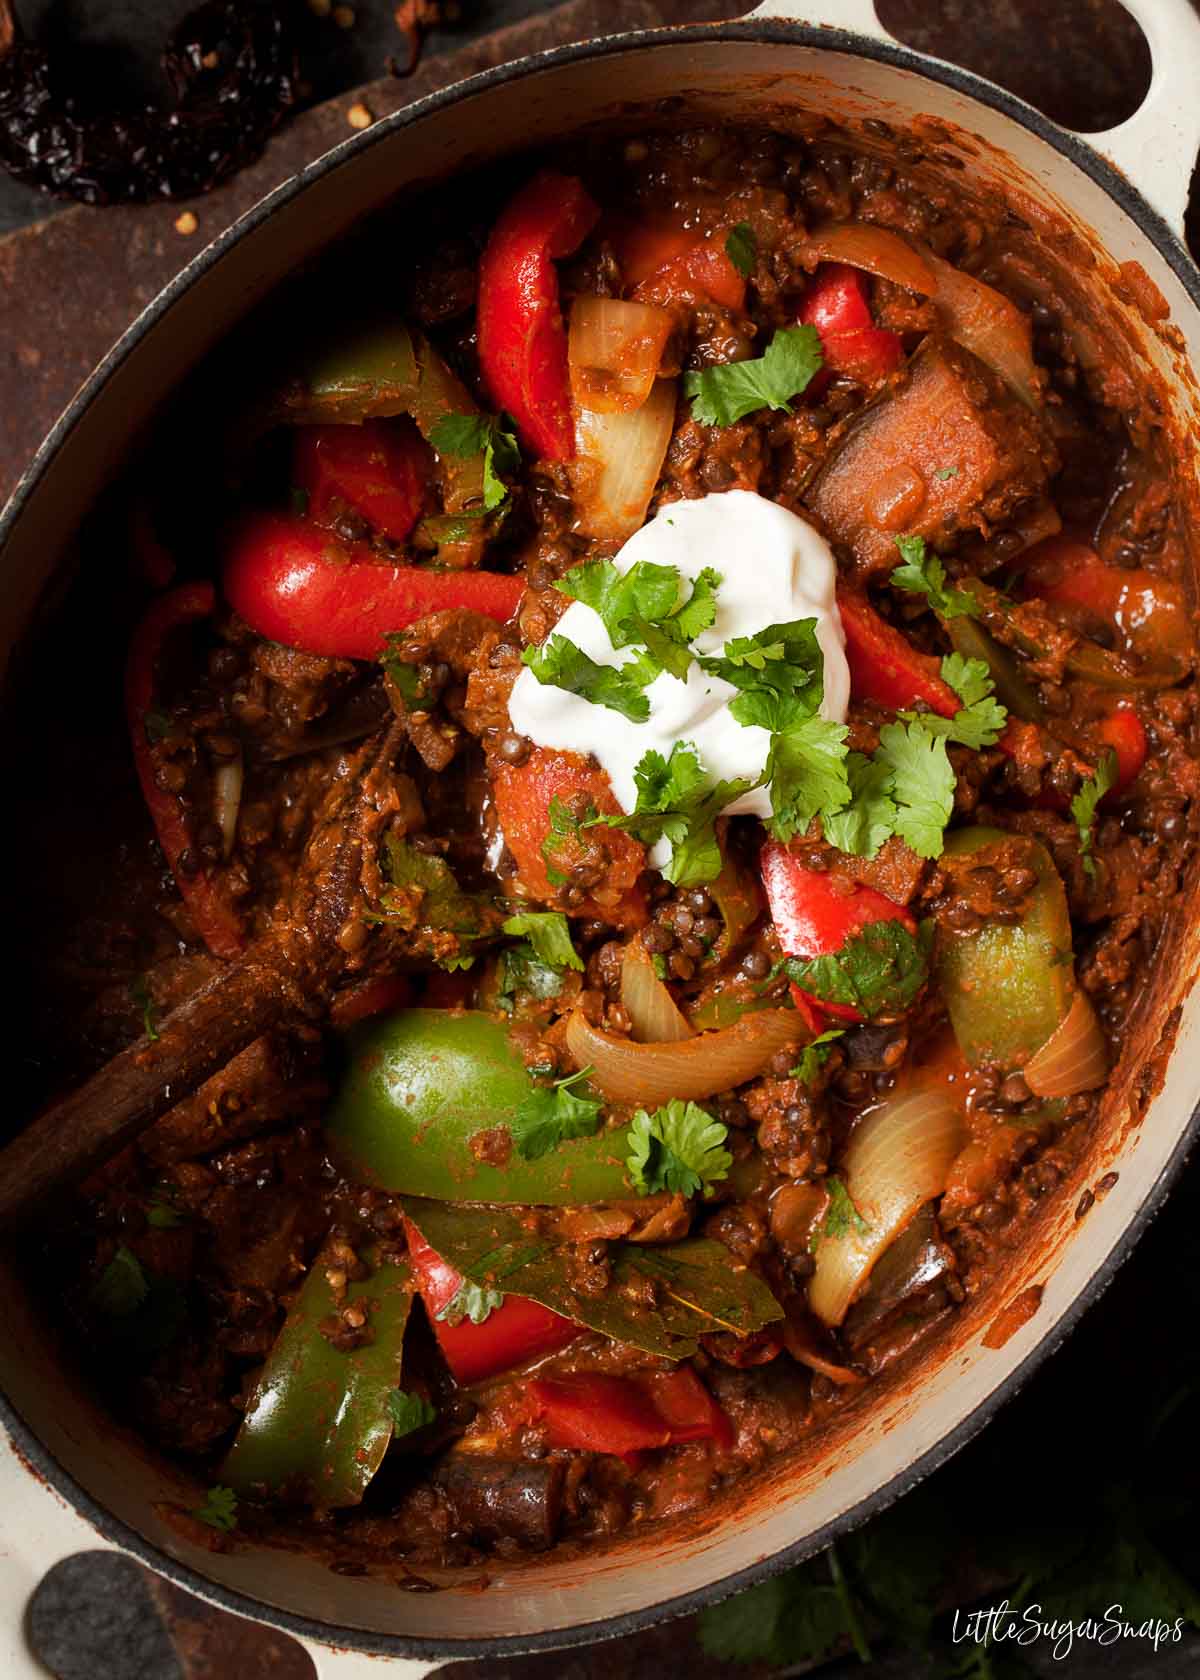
{"left": 491, "top": 746, "right": 648, "bottom": 927}
{"left": 1020, "top": 532, "right": 1192, "bottom": 673}
{"left": 760, "top": 839, "right": 916, "bottom": 1025}
{"left": 837, "top": 588, "right": 959, "bottom": 718}
{"left": 1095, "top": 704, "right": 1148, "bottom": 796}
{"left": 477, "top": 171, "right": 600, "bottom": 461}
{"left": 527, "top": 1367, "right": 732, "bottom": 1458}
{"left": 294, "top": 419, "right": 430, "bottom": 543}
{"left": 404, "top": 1219, "right": 580, "bottom": 1386}
{"left": 800, "top": 264, "right": 904, "bottom": 386}
{"left": 125, "top": 582, "right": 245, "bottom": 961}
{"left": 621, "top": 220, "right": 747, "bottom": 313}
{"left": 222, "top": 512, "right": 524, "bottom": 660}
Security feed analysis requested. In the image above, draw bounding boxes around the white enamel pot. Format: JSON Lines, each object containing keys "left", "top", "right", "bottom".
{"left": 2, "top": 3, "right": 1200, "bottom": 1675}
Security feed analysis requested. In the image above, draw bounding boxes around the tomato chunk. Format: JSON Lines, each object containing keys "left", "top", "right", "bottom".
{"left": 294, "top": 419, "right": 430, "bottom": 543}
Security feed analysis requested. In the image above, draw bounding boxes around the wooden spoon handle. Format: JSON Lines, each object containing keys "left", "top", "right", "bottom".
{"left": 0, "top": 954, "right": 290, "bottom": 1226}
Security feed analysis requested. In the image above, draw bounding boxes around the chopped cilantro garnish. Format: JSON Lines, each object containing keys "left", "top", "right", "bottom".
{"left": 540, "top": 794, "right": 598, "bottom": 888}
{"left": 1071, "top": 748, "right": 1119, "bottom": 878}
{"left": 192, "top": 1485, "right": 238, "bottom": 1533}
{"left": 91, "top": 1245, "right": 149, "bottom": 1317}
{"left": 875, "top": 720, "right": 956, "bottom": 860}
{"left": 897, "top": 655, "right": 1007, "bottom": 751}
{"left": 590, "top": 741, "right": 754, "bottom": 887}
{"left": 809, "top": 1176, "right": 871, "bottom": 1252}
{"left": 791, "top": 1028, "right": 846, "bottom": 1087}
{"left": 386, "top": 1390, "right": 437, "bottom": 1438}
{"left": 500, "top": 911, "right": 583, "bottom": 972}
{"left": 146, "top": 1191, "right": 186, "bottom": 1230}
{"left": 366, "top": 833, "right": 499, "bottom": 970}
{"left": 131, "top": 975, "right": 159, "bottom": 1042}
{"left": 627, "top": 1099, "right": 732, "bottom": 1199}
{"left": 555, "top": 558, "right": 721, "bottom": 682}
{"left": 725, "top": 221, "right": 758, "bottom": 278}
{"left": 933, "top": 465, "right": 960, "bottom": 481}
{"left": 429, "top": 411, "right": 521, "bottom": 511}
{"left": 511, "top": 1066, "right": 605, "bottom": 1161}
{"left": 821, "top": 752, "right": 898, "bottom": 859}
{"left": 380, "top": 635, "right": 433, "bottom": 709}
{"left": 764, "top": 717, "right": 853, "bottom": 844}
{"left": 522, "top": 635, "right": 654, "bottom": 722}
{"left": 890, "top": 535, "right": 980, "bottom": 620}
{"left": 786, "top": 919, "right": 931, "bottom": 1020}
{"left": 436, "top": 1278, "right": 504, "bottom": 1326}
{"left": 684, "top": 326, "right": 824, "bottom": 427}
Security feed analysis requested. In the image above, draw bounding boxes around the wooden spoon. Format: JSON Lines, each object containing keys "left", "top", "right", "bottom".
{"left": 0, "top": 719, "right": 410, "bottom": 1226}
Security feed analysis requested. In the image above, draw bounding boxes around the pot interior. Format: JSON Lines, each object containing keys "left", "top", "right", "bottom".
{"left": 2, "top": 25, "right": 1199, "bottom": 1654}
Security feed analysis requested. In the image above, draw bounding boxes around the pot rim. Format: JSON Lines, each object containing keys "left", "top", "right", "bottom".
{"left": 2, "top": 15, "right": 1199, "bottom": 1663}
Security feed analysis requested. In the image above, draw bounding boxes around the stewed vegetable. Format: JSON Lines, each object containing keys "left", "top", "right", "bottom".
{"left": 20, "top": 112, "right": 1197, "bottom": 1577}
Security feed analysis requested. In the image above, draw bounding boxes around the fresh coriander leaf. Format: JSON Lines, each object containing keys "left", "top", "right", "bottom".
{"left": 786, "top": 918, "right": 931, "bottom": 1020}
{"left": 897, "top": 658, "right": 1007, "bottom": 751}
{"left": 380, "top": 634, "right": 433, "bottom": 708}
{"left": 511, "top": 1066, "right": 605, "bottom": 1160}
{"left": 366, "top": 833, "right": 499, "bottom": 970}
{"left": 591, "top": 742, "right": 755, "bottom": 887}
{"left": 685, "top": 325, "right": 824, "bottom": 427}
{"left": 627, "top": 1099, "right": 731, "bottom": 1198}
{"left": 1071, "top": 748, "right": 1118, "bottom": 878}
{"left": 193, "top": 1485, "right": 238, "bottom": 1533}
{"left": 540, "top": 793, "right": 598, "bottom": 887}
{"left": 130, "top": 974, "right": 159, "bottom": 1042}
{"left": 386, "top": 1390, "right": 437, "bottom": 1438}
{"left": 142, "top": 709, "right": 173, "bottom": 743}
{"left": 698, "top": 1558, "right": 857, "bottom": 1667}
{"left": 495, "top": 943, "right": 565, "bottom": 1014}
{"left": 429, "top": 411, "right": 521, "bottom": 511}
{"left": 822, "top": 751, "right": 898, "bottom": 859}
{"left": 91, "top": 1245, "right": 149, "bottom": 1316}
{"left": 810, "top": 1176, "right": 872, "bottom": 1251}
{"left": 652, "top": 952, "right": 669, "bottom": 980}
{"left": 934, "top": 465, "right": 960, "bottom": 481}
{"left": 522, "top": 635, "right": 653, "bottom": 722}
{"left": 725, "top": 221, "right": 758, "bottom": 278}
{"left": 941, "top": 652, "right": 994, "bottom": 709}
{"left": 146, "top": 1192, "right": 185, "bottom": 1230}
{"left": 436, "top": 1278, "right": 504, "bottom": 1326}
{"left": 501, "top": 911, "right": 583, "bottom": 971}
{"left": 876, "top": 719, "right": 955, "bottom": 859}
{"left": 792, "top": 1028, "right": 845, "bottom": 1086}
{"left": 555, "top": 559, "right": 721, "bottom": 682}
{"left": 765, "top": 716, "right": 852, "bottom": 843}
{"left": 703, "top": 618, "right": 826, "bottom": 716}
{"left": 429, "top": 412, "right": 490, "bottom": 457}
{"left": 890, "top": 535, "right": 980, "bottom": 620}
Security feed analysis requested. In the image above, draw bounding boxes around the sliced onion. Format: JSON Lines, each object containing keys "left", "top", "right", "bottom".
{"left": 621, "top": 940, "right": 694, "bottom": 1045}
{"left": 212, "top": 749, "right": 244, "bottom": 860}
{"left": 924, "top": 251, "right": 1039, "bottom": 409}
{"left": 570, "top": 378, "right": 676, "bottom": 543}
{"left": 565, "top": 1006, "right": 799, "bottom": 1105}
{"left": 809, "top": 1084, "right": 963, "bottom": 1328}
{"left": 800, "top": 221, "right": 937, "bottom": 296}
{"left": 1024, "top": 988, "right": 1108, "bottom": 1098}
{"left": 568, "top": 296, "right": 674, "bottom": 414}
{"left": 780, "top": 1304, "right": 865, "bottom": 1387}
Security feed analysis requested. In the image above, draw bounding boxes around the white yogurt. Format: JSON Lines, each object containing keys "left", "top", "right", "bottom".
{"left": 507, "top": 490, "right": 849, "bottom": 867}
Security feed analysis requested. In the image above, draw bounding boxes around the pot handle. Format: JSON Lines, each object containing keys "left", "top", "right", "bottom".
{"left": 745, "top": 0, "right": 1200, "bottom": 241}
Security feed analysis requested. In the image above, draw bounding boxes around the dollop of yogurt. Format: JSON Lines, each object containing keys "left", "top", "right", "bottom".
{"left": 507, "top": 489, "right": 849, "bottom": 867}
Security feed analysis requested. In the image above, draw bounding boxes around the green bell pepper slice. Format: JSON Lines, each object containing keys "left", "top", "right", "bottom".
{"left": 220, "top": 1244, "right": 414, "bottom": 1509}
{"left": 935, "top": 826, "right": 1074, "bottom": 1069}
{"left": 325, "top": 1009, "right": 637, "bottom": 1206}
{"left": 403, "top": 1197, "right": 782, "bottom": 1360}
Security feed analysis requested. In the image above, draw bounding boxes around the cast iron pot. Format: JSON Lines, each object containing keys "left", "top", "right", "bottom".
{"left": 2, "top": 3, "right": 1199, "bottom": 1673}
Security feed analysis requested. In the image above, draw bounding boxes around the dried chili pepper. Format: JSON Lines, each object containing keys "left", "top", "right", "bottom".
{"left": 0, "top": 0, "right": 300, "bottom": 205}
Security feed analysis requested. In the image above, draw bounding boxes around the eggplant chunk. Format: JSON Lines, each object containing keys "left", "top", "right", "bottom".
{"left": 806, "top": 335, "right": 1058, "bottom": 575}
{"left": 434, "top": 1457, "right": 566, "bottom": 1551}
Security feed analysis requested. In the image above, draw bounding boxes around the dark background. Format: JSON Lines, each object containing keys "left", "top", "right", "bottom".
{"left": 5, "top": 3, "right": 1200, "bottom": 1677}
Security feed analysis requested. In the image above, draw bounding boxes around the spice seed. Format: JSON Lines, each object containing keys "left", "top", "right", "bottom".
{"left": 347, "top": 102, "right": 373, "bottom": 130}
{"left": 174, "top": 211, "right": 199, "bottom": 236}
